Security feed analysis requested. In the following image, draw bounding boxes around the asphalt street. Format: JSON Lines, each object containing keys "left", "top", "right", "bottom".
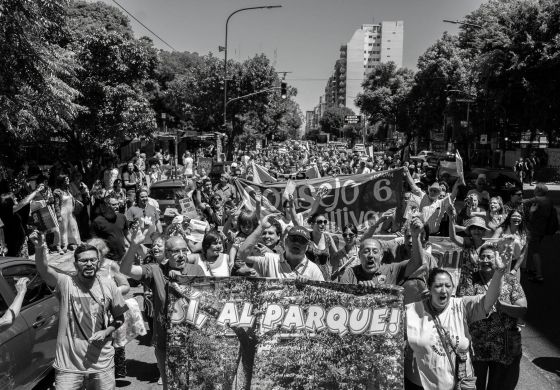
{"left": 33, "top": 183, "right": 560, "bottom": 390}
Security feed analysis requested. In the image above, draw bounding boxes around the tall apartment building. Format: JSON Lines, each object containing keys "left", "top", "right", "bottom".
{"left": 320, "top": 21, "right": 404, "bottom": 115}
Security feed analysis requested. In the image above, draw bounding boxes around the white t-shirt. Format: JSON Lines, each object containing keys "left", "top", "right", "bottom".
{"left": 192, "top": 253, "right": 230, "bottom": 277}
{"left": 252, "top": 253, "right": 324, "bottom": 281}
{"left": 405, "top": 296, "right": 488, "bottom": 390}
{"left": 54, "top": 274, "right": 128, "bottom": 373}
{"left": 419, "top": 193, "right": 452, "bottom": 234}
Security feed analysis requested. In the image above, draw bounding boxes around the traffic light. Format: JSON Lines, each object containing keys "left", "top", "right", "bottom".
{"left": 280, "top": 82, "right": 287, "bottom": 99}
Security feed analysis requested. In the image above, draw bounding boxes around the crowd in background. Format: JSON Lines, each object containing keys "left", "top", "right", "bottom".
{"left": 0, "top": 140, "right": 557, "bottom": 390}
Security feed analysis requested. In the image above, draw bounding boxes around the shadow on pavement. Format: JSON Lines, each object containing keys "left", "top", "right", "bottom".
{"left": 532, "top": 357, "right": 560, "bottom": 378}
{"left": 125, "top": 359, "right": 159, "bottom": 383}
{"left": 522, "top": 233, "right": 560, "bottom": 353}
{"left": 116, "top": 379, "right": 132, "bottom": 388}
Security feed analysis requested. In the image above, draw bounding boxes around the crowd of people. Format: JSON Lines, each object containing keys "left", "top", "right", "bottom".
{"left": 0, "top": 140, "right": 557, "bottom": 390}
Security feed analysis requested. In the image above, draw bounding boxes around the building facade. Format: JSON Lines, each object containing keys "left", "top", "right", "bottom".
{"left": 316, "top": 21, "right": 404, "bottom": 116}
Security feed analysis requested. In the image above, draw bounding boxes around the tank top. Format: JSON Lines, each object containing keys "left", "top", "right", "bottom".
{"left": 306, "top": 233, "right": 334, "bottom": 281}
{"left": 193, "top": 253, "right": 230, "bottom": 277}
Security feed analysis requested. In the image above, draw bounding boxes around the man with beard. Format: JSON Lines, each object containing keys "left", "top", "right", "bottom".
{"left": 32, "top": 234, "right": 128, "bottom": 390}
{"left": 119, "top": 231, "right": 205, "bottom": 389}
{"left": 339, "top": 217, "right": 427, "bottom": 302}
{"left": 91, "top": 195, "right": 128, "bottom": 261}
{"left": 240, "top": 225, "right": 324, "bottom": 280}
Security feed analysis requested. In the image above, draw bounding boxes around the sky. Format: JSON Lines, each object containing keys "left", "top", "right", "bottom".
{"left": 97, "top": 0, "right": 486, "bottom": 115}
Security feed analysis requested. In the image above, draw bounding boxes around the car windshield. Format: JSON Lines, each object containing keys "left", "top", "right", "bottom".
{"left": 150, "top": 187, "right": 181, "bottom": 201}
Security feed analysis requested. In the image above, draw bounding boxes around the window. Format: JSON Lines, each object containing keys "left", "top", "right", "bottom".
{"left": 1, "top": 264, "right": 53, "bottom": 308}
{"left": 368, "top": 51, "right": 373, "bottom": 54}
{"left": 393, "top": 32, "right": 396, "bottom": 34}
{"left": 0, "top": 295, "right": 7, "bottom": 317}
{"left": 387, "top": 48, "right": 391, "bottom": 50}
{"left": 364, "top": 50, "right": 367, "bottom": 54}
{"left": 368, "top": 43, "right": 373, "bottom": 46}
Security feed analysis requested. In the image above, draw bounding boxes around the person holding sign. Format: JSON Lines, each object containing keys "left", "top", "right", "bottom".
{"left": 120, "top": 230, "right": 206, "bottom": 389}
{"left": 240, "top": 222, "right": 324, "bottom": 281}
{"left": 339, "top": 217, "right": 426, "bottom": 290}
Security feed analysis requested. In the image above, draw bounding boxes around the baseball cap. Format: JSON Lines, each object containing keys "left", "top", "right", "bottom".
{"left": 287, "top": 226, "right": 310, "bottom": 242}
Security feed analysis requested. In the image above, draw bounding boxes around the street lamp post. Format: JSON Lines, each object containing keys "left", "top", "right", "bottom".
{"left": 222, "top": 6, "right": 282, "bottom": 128}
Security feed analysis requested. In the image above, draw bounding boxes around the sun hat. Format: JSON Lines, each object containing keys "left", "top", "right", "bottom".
{"left": 464, "top": 216, "right": 489, "bottom": 230}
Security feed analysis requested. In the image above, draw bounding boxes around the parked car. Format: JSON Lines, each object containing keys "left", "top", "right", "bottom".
{"left": 0, "top": 257, "right": 59, "bottom": 390}
{"left": 149, "top": 179, "right": 187, "bottom": 220}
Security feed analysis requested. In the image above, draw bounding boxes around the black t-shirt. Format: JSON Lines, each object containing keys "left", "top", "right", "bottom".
{"left": 91, "top": 213, "right": 128, "bottom": 260}
{"left": 0, "top": 203, "right": 30, "bottom": 256}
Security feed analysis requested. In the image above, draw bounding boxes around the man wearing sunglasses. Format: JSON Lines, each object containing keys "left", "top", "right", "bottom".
{"left": 240, "top": 223, "right": 324, "bottom": 281}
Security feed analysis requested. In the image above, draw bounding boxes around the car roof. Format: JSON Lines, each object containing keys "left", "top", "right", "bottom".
{"left": 149, "top": 179, "right": 185, "bottom": 188}
{"left": 0, "top": 257, "right": 35, "bottom": 268}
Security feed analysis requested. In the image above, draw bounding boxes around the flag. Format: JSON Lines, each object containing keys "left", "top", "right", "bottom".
{"left": 251, "top": 161, "right": 276, "bottom": 184}
{"left": 305, "top": 164, "right": 321, "bottom": 179}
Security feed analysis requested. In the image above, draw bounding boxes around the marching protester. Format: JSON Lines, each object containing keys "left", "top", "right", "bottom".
{"left": 339, "top": 217, "right": 427, "bottom": 294}
{"left": 456, "top": 244, "right": 527, "bottom": 390}
{"left": 119, "top": 229, "right": 206, "bottom": 389}
{"left": 240, "top": 218, "right": 324, "bottom": 280}
{"left": 492, "top": 210, "right": 528, "bottom": 278}
{"left": 405, "top": 248, "right": 511, "bottom": 390}
{"left": 32, "top": 232, "right": 128, "bottom": 389}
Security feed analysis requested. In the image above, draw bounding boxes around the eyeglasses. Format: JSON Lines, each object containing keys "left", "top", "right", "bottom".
{"left": 479, "top": 254, "right": 494, "bottom": 260}
{"left": 315, "top": 220, "right": 328, "bottom": 225}
{"left": 514, "top": 193, "right": 522, "bottom": 196}
{"left": 77, "top": 257, "right": 99, "bottom": 264}
{"left": 342, "top": 233, "right": 355, "bottom": 238}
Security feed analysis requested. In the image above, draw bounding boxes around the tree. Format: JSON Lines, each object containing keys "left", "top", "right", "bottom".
{"left": 319, "top": 106, "right": 355, "bottom": 137}
{"left": 160, "top": 52, "right": 302, "bottom": 154}
{"left": 460, "top": 0, "right": 560, "bottom": 144}
{"left": 64, "top": 1, "right": 159, "bottom": 158}
{"left": 0, "top": 0, "right": 81, "bottom": 163}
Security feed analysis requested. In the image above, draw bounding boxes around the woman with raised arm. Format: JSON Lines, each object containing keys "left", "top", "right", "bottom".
{"left": 405, "top": 248, "right": 510, "bottom": 390}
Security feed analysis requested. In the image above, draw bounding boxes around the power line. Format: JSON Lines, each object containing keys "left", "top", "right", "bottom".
{"left": 111, "top": 0, "right": 177, "bottom": 51}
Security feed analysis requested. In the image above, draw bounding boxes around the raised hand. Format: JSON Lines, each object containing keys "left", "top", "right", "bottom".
{"left": 28, "top": 231, "right": 45, "bottom": 248}
{"left": 15, "top": 277, "right": 29, "bottom": 294}
{"left": 130, "top": 225, "right": 148, "bottom": 246}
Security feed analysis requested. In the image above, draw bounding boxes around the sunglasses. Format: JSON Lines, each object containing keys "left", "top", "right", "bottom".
{"left": 315, "top": 220, "right": 328, "bottom": 225}
{"left": 342, "top": 233, "right": 355, "bottom": 238}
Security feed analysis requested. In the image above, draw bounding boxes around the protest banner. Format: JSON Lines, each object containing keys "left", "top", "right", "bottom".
{"left": 235, "top": 168, "right": 404, "bottom": 229}
{"left": 166, "top": 278, "right": 404, "bottom": 390}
